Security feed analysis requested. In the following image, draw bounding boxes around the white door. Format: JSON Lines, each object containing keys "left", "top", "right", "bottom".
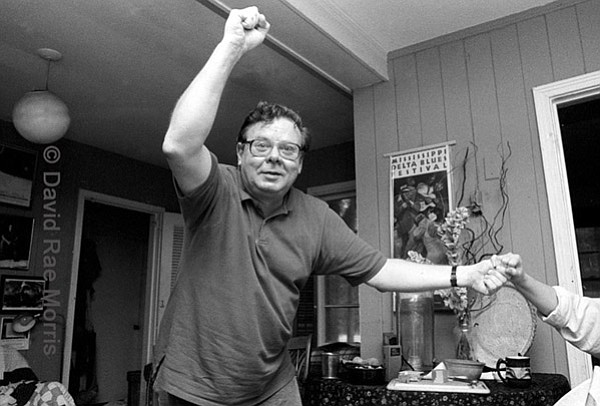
{"left": 139, "top": 212, "right": 183, "bottom": 406}
{"left": 156, "top": 212, "right": 184, "bottom": 333}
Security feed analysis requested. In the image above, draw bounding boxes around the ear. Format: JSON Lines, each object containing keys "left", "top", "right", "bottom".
{"left": 236, "top": 142, "right": 244, "bottom": 165}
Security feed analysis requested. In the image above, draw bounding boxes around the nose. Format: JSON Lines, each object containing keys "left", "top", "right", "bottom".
{"left": 265, "top": 145, "right": 283, "bottom": 163}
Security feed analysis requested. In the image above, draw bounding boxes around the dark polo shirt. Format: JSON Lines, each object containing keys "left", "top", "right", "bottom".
{"left": 156, "top": 154, "right": 386, "bottom": 405}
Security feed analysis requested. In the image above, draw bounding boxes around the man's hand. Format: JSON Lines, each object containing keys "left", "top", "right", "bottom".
{"left": 224, "top": 7, "right": 270, "bottom": 53}
{"left": 468, "top": 257, "right": 509, "bottom": 295}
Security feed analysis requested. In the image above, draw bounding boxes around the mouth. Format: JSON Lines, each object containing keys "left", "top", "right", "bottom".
{"left": 261, "top": 171, "right": 284, "bottom": 180}
{"left": 261, "top": 167, "right": 284, "bottom": 175}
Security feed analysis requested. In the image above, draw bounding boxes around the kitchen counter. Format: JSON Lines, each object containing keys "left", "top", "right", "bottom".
{"left": 304, "top": 373, "right": 570, "bottom": 406}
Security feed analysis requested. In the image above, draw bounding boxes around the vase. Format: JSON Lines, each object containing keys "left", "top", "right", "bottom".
{"left": 454, "top": 313, "right": 476, "bottom": 360}
{"left": 397, "top": 291, "right": 435, "bottom": 371}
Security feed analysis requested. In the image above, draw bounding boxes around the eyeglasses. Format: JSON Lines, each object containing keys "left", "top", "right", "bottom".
{"left": 241, "top": 138, "right": 305, "bottom": 160}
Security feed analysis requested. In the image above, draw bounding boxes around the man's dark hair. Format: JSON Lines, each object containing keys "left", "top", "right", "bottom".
{"left": 237, "top": 101, "right": 311, "bottom": 152}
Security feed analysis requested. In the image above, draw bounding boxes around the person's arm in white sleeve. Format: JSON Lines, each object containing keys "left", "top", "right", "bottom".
{"left": 503, "top": 253, "right": 600, "bottom": 357}
{"left": 543, "top": 286, "right": 600, "bottom": 358}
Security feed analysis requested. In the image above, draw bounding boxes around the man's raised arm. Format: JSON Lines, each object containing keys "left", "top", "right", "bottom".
{"left": 162, "top": 7, "right": 269, "bottom": 193}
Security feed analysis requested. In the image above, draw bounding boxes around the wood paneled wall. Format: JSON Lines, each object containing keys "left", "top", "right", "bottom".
{"left": 354, "top": 0, "right": 600, "bottom": 376}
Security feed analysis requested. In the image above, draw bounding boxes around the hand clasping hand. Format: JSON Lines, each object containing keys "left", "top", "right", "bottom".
{"left": 469, "top": 256, "right": 509, "bottom": 295}
{"left": 494, "top": 252, "right": 524, "bottom": 284}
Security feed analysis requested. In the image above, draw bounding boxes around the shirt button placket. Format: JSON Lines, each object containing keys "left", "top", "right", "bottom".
{"left": 256, "top": 219, "right": 269, "bottom": 245}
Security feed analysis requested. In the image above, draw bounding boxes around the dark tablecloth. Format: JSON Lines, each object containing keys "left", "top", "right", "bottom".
{"left": 304, "top": 373, "right": 570, "bottom": 406}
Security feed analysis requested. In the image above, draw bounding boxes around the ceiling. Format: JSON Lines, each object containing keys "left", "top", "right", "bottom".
{"left": 0, "top": 0, "right": 558, "bottom": 168}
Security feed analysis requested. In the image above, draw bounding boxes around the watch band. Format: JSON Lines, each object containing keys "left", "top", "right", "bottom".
{"left": 451, "top": 265, "right": 458, "bottom": 287}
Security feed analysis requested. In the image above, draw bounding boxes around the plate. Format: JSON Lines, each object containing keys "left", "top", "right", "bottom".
{"left": 387, "top": 378, "right": 490, "bottom": 394}
{"left": 471, "top": 285, "right": 537, "bottom": 367}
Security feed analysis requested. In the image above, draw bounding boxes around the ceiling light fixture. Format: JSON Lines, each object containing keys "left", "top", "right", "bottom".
{"left": 12, "top": 48, "right": 71, "bottom": 144}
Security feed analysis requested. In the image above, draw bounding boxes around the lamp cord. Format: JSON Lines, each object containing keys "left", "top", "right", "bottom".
{"left": 44, "top": 60, "right": 50, "bottom": 91}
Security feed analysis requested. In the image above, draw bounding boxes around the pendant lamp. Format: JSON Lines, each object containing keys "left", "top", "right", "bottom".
{"left": 12, "top": 48, "right": 71, "bottom": 144}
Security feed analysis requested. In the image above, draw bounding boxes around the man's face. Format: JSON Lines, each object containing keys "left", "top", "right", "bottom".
{"left": 237, "top": 117, "right": 304, "bottom": 202}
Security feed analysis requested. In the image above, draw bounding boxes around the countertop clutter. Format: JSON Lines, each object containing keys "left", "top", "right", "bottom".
{"left": 304, "top": 373, "right": 570, "bottom": 406}
{"left": 387, "top": 368, "right": 490, "bottom": 394}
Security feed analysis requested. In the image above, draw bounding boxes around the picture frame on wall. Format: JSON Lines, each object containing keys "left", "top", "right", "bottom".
{"left": 308, "top": 180, "right": 357, "bottom": 233}
{"left": 0, "top": 275, "right": 45, "bottom": 312}
{"left": 0, "top": 315, "right": 30, "bottom": 350}
{"left": 0, "top": 144, "right": 37, "bottom": 208}
{"left": 0, "top": 214, "right": 34, "bottom": 270}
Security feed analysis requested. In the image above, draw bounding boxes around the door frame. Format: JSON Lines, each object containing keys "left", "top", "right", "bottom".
{"left": 532, "top": 70, "right": 600, "bottom": 386}
{"left": 62, "top": 189, "right": 165, "bottom": 405}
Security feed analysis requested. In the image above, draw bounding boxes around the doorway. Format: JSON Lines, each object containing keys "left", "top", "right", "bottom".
{"left": 533, "top": 70, "right": 600, "bottom": 386}
{"left": 558, "top": 96, "right": 600, "bottom": 305}
{"left": 63, "top": 190, "right": 164, "bottom": 406}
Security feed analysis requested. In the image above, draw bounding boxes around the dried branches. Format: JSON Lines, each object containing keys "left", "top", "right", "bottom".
{"left": 456, "top": 142, "right": 512, "bottom": 264}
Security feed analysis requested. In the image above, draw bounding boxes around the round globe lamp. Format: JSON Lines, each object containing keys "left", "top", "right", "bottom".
{"left": 12, "top": 48, "right": 70, "bottom": 144}
{"left": 12, "top": 90, "right": 70, "bottom": 144}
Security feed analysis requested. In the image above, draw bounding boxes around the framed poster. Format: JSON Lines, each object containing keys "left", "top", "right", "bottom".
{"left": 0, "top": 144, "right": 37, "bottom": 208}
{"left": 0, "top": 315, "right": 30, "bottom": 350}
{"left": 0, "top": 275, "right": 45, "bottom": 312}
{"left": 388, "top": 142, "right": 454, "bottom": 311}
{"left": 0, "top": 214, "right": 34, "bottom": 270}
{"left": 388, "top": 142, "right": 454, "bottom": 262}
